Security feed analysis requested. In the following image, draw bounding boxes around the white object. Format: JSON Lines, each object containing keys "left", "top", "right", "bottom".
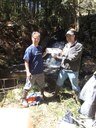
{"left": 46, "top": 48, "right": 62, "bottom": 55}
{"left": 0, "top": 108, "right": 30, "bottom": 128}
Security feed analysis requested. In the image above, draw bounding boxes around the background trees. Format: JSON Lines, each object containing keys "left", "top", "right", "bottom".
{"left": 0, "top": 0, "right": 96, "bottom": 28}
{"left": 0, "top": 0, "right": 96, "bottom": 69}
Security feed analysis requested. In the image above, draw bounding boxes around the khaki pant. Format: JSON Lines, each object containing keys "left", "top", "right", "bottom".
{"left": 24, "top": 73, "right": 45, "bottom": 90}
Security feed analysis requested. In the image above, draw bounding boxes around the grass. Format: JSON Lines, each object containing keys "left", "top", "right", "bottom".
{"left": 0, "top": 84, "right": 81, "bottom": 128}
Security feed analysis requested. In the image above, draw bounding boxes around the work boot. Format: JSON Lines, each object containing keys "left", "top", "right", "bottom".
{"left": 21, "top": 99, "right": 29, "bottom": 107}
{"left": 41, "top": 88, "right": 46, "bottom": 100}
{"left": 52, "top": 86, "right": 60, "bottom": 98}
{"left": 72, "top": 91, "right": 79, "bottom": 104}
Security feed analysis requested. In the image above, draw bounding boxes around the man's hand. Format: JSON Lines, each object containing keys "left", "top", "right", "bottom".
{"left": 51, "top": 53, "right": 58, "bottom": 59}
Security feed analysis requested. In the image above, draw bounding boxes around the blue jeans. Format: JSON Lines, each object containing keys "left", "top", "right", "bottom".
{"left": 56, "top": 69, "right": 80, "bottom": 92}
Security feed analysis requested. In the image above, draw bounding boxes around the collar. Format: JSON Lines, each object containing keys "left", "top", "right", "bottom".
{"left": 68, "top": 41, "right": 77, "bottom": 47}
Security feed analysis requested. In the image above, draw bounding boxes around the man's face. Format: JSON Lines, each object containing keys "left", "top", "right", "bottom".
{"left": 66, "top": 34, "right": 75, "bottom": 43}
{"left": 32, "top": 34, "right": 40, "bottom": 44}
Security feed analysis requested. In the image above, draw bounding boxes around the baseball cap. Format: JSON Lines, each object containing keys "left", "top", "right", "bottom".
{"left": 66, "top": 30, "right": 75, "bottom": 35}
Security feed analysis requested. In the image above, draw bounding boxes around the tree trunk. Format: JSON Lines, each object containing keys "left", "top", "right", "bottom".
{"left": 32, "top": 1, "right": 36, "bottom": 18}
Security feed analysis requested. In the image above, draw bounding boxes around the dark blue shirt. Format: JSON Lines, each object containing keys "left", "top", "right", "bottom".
{"left": 23, "top": 44, "right": 44, "bottom": 75}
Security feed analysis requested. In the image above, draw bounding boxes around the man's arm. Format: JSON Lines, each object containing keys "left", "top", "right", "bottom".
{"left": 25, "top": 60, "right": 31, "bottom": 78}
{"left": 52, "top": 49, "right": 65, "bottom": 60}
{"left": 54, "top": 53, "right": 63, "bottom": 60}
{"left": 65, "top": 44, "right": 83, "bottom": 62}
{"left": 43, "top": 48, "right": 63, "bottom": 59}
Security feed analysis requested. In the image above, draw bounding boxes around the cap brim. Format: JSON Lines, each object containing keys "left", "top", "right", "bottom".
{"left": 66, "top": 30, "right": 74, "bottom": 35}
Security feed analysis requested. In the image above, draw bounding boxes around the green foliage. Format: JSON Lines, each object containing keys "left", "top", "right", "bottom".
{"left": 0, "top": 0, "right": 96, "bottom": 69}
{"left": 0, "top": 0, "right": 96, "bottom": 24}
{"left": 0, "top": 0, "right": 78, "bottom": 28}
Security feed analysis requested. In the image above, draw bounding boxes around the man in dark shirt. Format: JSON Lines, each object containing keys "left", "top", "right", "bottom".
{"left": 21, "top": 31, "right": 45, "bottom": 107}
